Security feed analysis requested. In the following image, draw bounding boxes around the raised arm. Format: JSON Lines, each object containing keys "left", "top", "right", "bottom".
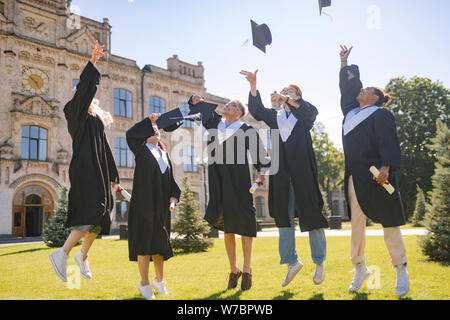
{"left": 339, "top": 45, "right": 363, "bottom": 116}
{"left": 189, "top": 94, "right": 222, "bottom": 130}
{"left": 63, "top": 41, "right": 104, "bottom": 125}
{"left": 240, "top": 70, "right": 278, "bottom": 128}
{"left": 126, "top": 115, "right": 157, "bottom": 156}
{"left": 289, "top": 99, "right": 319, "bottom": 130}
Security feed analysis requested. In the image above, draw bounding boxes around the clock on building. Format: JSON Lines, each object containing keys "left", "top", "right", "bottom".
{"left": 22, "top": 67, "right": 50, "bottom": 95}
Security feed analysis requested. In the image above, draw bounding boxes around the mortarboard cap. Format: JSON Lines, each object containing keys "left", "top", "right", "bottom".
{"left": 319, "top": 0, "right": 331, "bottom": 15}
{"left": 156, "top": 108, "right": 183, "bottom": 130}
{"left": 250, "top": 20, "right": 272, "bottom": 53}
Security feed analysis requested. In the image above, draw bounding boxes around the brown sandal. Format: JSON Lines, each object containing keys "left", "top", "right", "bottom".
{"left": 227, "top": 270, "right": 242, "bottom": 289}
{"left": 241, "top": 271, "right": 252, "bottom": 291}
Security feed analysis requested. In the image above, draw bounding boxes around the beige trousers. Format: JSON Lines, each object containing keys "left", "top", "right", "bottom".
{"left": 348, "top": 176, "right": 407, "bottom": 267}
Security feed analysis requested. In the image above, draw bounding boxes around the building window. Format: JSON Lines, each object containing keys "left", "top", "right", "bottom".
{"left": 149, "top": 96, "right": 165, "bottom": 114}
{"left": 0, "top": 2, "right": 4, "bottom": 15}
{"left": 183, "top": 145, "right": 198, "bottom": 173}
{"left": 21, "top": 126, "right": 47, "bottom": 161}
{"left": 266, "top": 130, "right": 272, "bottom": 150}
{"left": 180, "top": 103, "right": 194, "bottom": 128}
{"left": 114, "top": 138, "right": 133, "bottom": 168}
{"left": 114, "top": 89, "right": 133, "bottom": 118}
{"left": 255, "top": 196, "right": 265, "bottom": 218}
{"left": 116, "top": 192, "right": 129, "bottom": 222}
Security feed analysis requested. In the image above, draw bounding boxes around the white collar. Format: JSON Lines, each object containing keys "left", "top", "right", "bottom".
{"left": 343, "top": 106, "right": 379, "bottom": 136}
{"left": 146, "top": 143, "right": 169, "bottom": 173}
{"left": 217, "top": 119, "right": 243, "bottom": 144}
{"left": 276, "top": 109, "right": 298, "bottom": 142}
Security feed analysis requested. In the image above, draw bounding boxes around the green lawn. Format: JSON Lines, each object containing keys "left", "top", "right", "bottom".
{"left": 0, "top": 236, "right": 448, "bottom": 300}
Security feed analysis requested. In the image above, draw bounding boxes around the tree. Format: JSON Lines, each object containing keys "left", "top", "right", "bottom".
{"left": 385, "top": 77, "right": 449, "bottom": 217}
{"left": 419, "top": 120, "right": 450, "bottom": 262}
{"left": 311, "top": 122, "right": 345, "bottom": 194}
{"left": 171, "top": 177, "right": 214, "bottom": 253}
{"left": 412, "top": 185, "right": 427, "bottom": 227}
{"left": 42, "top": 185, "right": 75, "bottom": 248}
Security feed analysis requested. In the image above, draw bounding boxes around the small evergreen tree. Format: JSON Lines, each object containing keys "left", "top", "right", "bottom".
{"left": 419, "top": 120, "right": 450, "bottom": 262}
{"left": 412, "top": 185, "right": 427, "bottom": 226}
{"left": 321, "top": 189, "right": 331, "bottom": 217}
{"left": 171, "top": 177, "right": 214, "bottom": 253}
{"left": 43, "top": 185, "right": 74, "bottom": 248}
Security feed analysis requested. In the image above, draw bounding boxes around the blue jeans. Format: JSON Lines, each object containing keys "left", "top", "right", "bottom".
{"left": 278, "top": 183, "right": 327, "bottom": 265}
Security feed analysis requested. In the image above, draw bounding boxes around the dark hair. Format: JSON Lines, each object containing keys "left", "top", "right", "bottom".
{"left": 372, "top": 87, "right": 391, "bottom": 106}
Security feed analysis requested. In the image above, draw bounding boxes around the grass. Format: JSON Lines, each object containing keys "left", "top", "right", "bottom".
{"left": 0, "top": 236, "right": 448, "bottom": 300}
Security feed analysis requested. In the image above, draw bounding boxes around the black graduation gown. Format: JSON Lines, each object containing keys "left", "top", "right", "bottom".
{"left": 63, "top": 61, "right": 119, "bottom": 234}
{"left": 126, "top": 118, "right": 181, "bottom": 261}
{"left": 339, "top": 66, "right": 406, "bottom": 227}
{"left": 248, "top": 91, "right": 329, "bottom": 232}
{"left": 202, "top": 111, "right": 269, "bottom": 237}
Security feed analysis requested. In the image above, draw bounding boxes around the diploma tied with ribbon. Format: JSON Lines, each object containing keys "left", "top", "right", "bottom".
{"left": 115, "top": 184, "right": 132, "bottom": 202}
{"left": 370, "top": 166, "right": 395, "bottom": 195}
{"left": 249, "top": 179, "right": 264, "bottom": 194}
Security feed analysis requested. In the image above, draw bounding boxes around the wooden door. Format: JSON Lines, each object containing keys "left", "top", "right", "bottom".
{"left": 12, "top": 206, "right": 25, "bottom": 237}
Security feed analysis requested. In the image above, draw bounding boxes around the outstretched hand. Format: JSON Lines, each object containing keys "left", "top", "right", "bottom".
{"left": 340, "top": 45, "right": 353, "bottom": 61}
{"left": 90, "top": 40, "right": 105, "bottom": 65}
{"left": 240, "top": 70, "right": 258, "bottom": 86}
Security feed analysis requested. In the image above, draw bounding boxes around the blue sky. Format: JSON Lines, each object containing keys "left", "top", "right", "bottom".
{"left": 72, "top": 0, "right": 450, "bottom": 149}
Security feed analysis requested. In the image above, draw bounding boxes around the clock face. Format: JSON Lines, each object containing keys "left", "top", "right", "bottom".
{"left": 22, "top": 68, "right": 49, "bottom": 95}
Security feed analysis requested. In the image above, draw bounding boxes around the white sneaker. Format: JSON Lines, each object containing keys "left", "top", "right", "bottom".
{"left": 349, "top": 263, "right": 372, "bottom": 292}
{"left": 49, "top": 249, "right": 68, "bottom": 282}
{"left": 152, "top": 278, "right": 168, "bottom": 295}
{"left": 282, "top": 260, "right": 303, "bottom": 287}
{"left": 138, "top": 282, "right": 156, "bottom": 299}
{"left": 74, "top": 251, "right": 92, "bottom": 279}
{"left": 395, "top": 263, "right": 410, "bottom": 297}
{"left": 313, "top": 263, "right": 325, "bottom": 285}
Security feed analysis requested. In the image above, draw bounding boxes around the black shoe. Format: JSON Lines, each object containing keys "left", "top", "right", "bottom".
{"left": 227, "top": 270, "right": 242, "bottom": 289}
{"left": 241, "top": 271, "right": 252, "bottom": 291}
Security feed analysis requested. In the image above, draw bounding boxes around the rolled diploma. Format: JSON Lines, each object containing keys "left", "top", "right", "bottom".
{"left": 170, "top": 200, "right": 177, "bottom": 211}
{"left": 249, "top": 179, "right": 261, "bottom": 194}
{"left": 116, "top": 185, "right": 131, "bottom": 202}
{"left": 369, "top": 166, "right": 395, "bottom": 195}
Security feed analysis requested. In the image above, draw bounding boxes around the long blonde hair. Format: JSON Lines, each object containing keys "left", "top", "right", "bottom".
{"left": 88, "top": 98, "right": 114, "bottom": 128}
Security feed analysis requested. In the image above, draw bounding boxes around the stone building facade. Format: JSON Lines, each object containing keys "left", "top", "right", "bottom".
{"left": 0, "top": 0, "right": 272, "bottom": 237}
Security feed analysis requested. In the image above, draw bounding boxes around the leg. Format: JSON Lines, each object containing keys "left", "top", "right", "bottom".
{"left": 349, "top": 176, "right": 367, "bottom": 265}
{"left": 224, "top": 233, "right": 240, "bottom": 273}
{"left": 137, "top": 255, "right": 151, "bottom": 286}
{"left": 80, "top": 232, "right": 98, "bottom": 260}
{"left": 62, "top": 230, "right": 86, "bottom": 255}
{"left": 383, "top": 227, "right": 407, "bottom": 267}
{"left": 241, "top": 236, "right": 253, "bottom": 274}
{"left": 309, "top": 228, "right": 327, "bottom": 265}
{"left": 152, "top": 254, "right": 164, "bottom": 282}
{"left": 278, "top": 183, "right": 298, "bottom": 265}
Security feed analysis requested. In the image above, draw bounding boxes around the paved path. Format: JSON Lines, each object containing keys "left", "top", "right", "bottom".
{"left": 0, "top": 228, "right": 428, "bottom": 247}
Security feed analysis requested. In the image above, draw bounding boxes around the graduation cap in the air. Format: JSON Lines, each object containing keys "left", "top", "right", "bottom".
{"left": 156, "top": 108, "right": 184, "bottom": 131}
{"left": 319, "top": 0, "right": 331, "bottom": 15}
{"left": 250, "top": 19, "right": 272, "bottom": 53}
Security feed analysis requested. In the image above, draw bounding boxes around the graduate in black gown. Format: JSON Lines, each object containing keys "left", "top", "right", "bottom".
{"left": 339, "top": 45, "right": 409, "bottom": 296}
{"left": 190, "top": 94, "right": 269, "bottom": 291}
{"left": 240, "top": 69, "right": 328, "bottom": 287}
{"left": 49, "top": 41, "right": 119, "bottom": 283}
{"left": 126, "top": 114, "right": 181, "bottom": 299}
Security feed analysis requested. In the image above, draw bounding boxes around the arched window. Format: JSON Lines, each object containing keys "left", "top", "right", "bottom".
{"left": 149, "top": 96, "right": 165, "bottom": 114}
{"left": 255, "top": 196, "right": 265, "bottom": 218}
{"left": 180, "top": 103, "right": 194, "bottom": 129}
{"left": 114, "top": 138, "right": 133, "bottom": 168}
{"left": 114, "top": 89, "right": 133, "bottom": 118}
{"left": 183, "top": 145, "right": 198, "bottom": 173}
{"left": 21, "top": 126, "right": 47, "bottom": 161}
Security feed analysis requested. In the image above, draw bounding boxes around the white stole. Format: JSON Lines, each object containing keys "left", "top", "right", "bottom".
{"left": 276, "top": 109, "right": 298, "bottom": 142}
{"left": 146, "top": 143, "right": 169, "bottom": 174}
{"left": 343, "top": 106, "right": 379, "bottom": 136}
{"left": 217, "top": 119, "right": 244, "bottom": 144}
